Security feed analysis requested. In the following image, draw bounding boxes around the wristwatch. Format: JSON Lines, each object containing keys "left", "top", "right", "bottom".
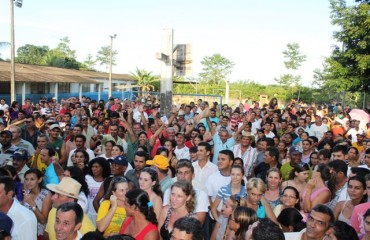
{"left": 32, "top": 206, "right": 37, "bottom": 212}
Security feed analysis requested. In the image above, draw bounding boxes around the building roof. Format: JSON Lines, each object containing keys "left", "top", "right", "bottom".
{"left": 0, "top": 61, "right": 135, "bottom": 84}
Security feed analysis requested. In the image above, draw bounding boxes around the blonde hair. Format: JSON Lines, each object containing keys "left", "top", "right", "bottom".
{"left": 246, "top": 177, "right": 266, "bottom": 193}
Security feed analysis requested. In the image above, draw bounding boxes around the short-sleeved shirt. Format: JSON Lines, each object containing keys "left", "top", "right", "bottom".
{"left": 212, "top": 134, "right": 236, "bottom": 164}
{"left": 96, "top": 200, "right": 126, "bottom": 237}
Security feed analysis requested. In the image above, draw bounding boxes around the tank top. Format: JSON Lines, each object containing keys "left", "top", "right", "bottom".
{"left": 119, "top": 217, "right": 158, "bottom": 240}
{"left": 160, "top": 207, "right": 195, "bottom": 240}
{"left": 338, "top": 201, "right": 351, "bottom": 225}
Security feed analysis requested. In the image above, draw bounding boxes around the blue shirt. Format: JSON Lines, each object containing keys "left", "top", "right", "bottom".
{"left": 212, "top": 134, "right": 236, "bottom": 164}
{"left": 44, "top": 163, "right": 60, "bottom": 186}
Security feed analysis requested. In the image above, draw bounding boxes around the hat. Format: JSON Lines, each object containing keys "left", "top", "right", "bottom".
{"left": 289, "top": 146, "right": 303, "bottom": 155}
{"left": 12, "top": 148, "right": 30, "bottom": 160}
{"left": 356, "top": 133, "right": 365, "bottom": 137}
{"left": 175, "top": 132, "right": 185, "bottom": 137}
{"left": 49, "top": 124, "right": 60, "bottom": 130}
{"left": 0, "top": 212, "right": 13, "bottom": 234}
{"left": 178, "top": 110, "right": 185, "bottom": 116}
{"left": 81, "top": 115, "right": 88, "bottom": 120}
{"left": 0, "top": 130, "right": 12, "bottom": 138}
{"left": 46, "top": 177, "right": 82, "bottom": 200}
{"left": 241, "top": 132, "right": 255, "bottom": 142}
{"left": 109, "top": 155, "right": 128, "bottom": 166}
{"left": 146, "top": 155, "right": 169, "bottom": 170}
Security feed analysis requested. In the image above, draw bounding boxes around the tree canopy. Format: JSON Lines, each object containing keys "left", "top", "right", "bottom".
{"left": 198, "top": 54, "right": 234, "bottom": 85}
{"left": 319, "top": 0, "right": 370, "bottom": 92}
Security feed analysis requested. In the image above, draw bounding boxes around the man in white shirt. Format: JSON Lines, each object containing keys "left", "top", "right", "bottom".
{"left": 67, "top": 134, "right": 95, "bottom": 166}
{"left": 174, "top": 132, "right": 190, "bottom": 160}
{"left": 310, "top": 115, "right": 328, "bottom": 140}
{"left": 0, "top": 176, "right": 37, "bottom": 240}
{"left": 192, "top": 142, "right": 218, "bottom": 184}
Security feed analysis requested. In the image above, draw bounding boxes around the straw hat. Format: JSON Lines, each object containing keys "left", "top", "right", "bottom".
{"left": 47, "top": 177, "right": 81, "bottom": 200}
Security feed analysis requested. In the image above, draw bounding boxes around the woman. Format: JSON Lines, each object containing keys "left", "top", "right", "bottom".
{"left": 85, "top": 157, "right": 111, "bottom": 226}
{"left": 228, "top": 206, "right": 258, "bottom": 240}
{"left": 301, "top": 164, "right": 334, "bottom": 213}
{"left": 97, "top": 176, "right": 128, "bottom": 237}
{"left": 164, "top": 140, "right": 178, "bottom": 176}
{"left": 269, "top": 98, "right": 278, "bottom": 110}
{"left": 23, "top": 168, "right": 52, "bottom": 240}
{"left": 139, "top": 167, "right": 163, "bottom": 218}
{"left": 277, "top": 208, "right": 306, "bottom": 233}
{"left": 8, "top": 101, "right": 19, "bottom": 121}
{"left": 211, "top": 165, "right": 246, "bottom": 222}
{"left": 64, "top": 166, "right": 89, "bottom": 213}
{"left": 281, "top": 163, "right": 309, "bottom": 195}
{"left": 158, "top": 181, "right": 196, "bottom": 240}
{"left": 264, "top": 168, "right": 282, "bottom": 210}
{"left": 119, "top": 189, "right": 159, "bottom": 240}
{"left": 245, "top": 178, "right": 277, "bottom": 223}
{"left": 112, "top": 145, "right": 125, "bottom": 157}
{"left": 71, "top": 149, "right": 89, "bottom": 174}
{"left": 277, "top": 141, "right": 287, "bottom": 162}
{"left": 96, "top": 140, "right": 115, "bottom": 159}
{"left": 273, "top": 186, "right": 301, "bottom": 218}
{"left": 211, "top": 195, "right": 244, "bottom": 240}
{"left": 333, "top": 175, "right": 367, "bottom": 224}
{"left": 308, "top": 151, "right": 319, "bottom": 169}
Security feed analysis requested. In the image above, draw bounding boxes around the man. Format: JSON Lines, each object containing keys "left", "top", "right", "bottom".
{"left": 326, "top": 160, "right": 349, "bottom": 210}
{"left": 254, "top": 137, "right": 274, "bottom": 166}
{"left": 47, "top": 124, "right": 67, "bottom": 165}
{"left": 29, "top": 134, "right": 50, "bottom": 173}
{"left": 45, "top": 177, "right": 95, "bottom": 240}
{"left": 184, "top": 105, "right": 194, "bottom": 121}
{"left": 310, "top": 115, "right": 329, "bottom": 140}
{"left": 210, "top": 120, "right": 245, "bottom": 164}
{"left": 93, "top": 155, "right": 128, "bottom": 211}
{"left": 254, "top": 146, "right": 281, "bottom": 181}
{"left": 353, "top": 133, "right": 365, "bottom": 153}
{"left": 9, "top": 125, "right": 35, "bottom": 156}
{"left": 146, "top": 155, "right": 173, "bottom": 193}
{"left": 40, "top": 147, "right": 64, "bottom": 186}
{"left": 91, "top": 124, "right": 123, "bottom": 155}
{"left": 0, "top": 130, "right": 18, "bottom": 166}
{"left": 280, "top": 146, "right": 304, "bottom": 181}
{"left": 332, "top": 144, "right": 348, "bottom": 161}
{"left": 65, "top": 124, "right": 84, "bottom": 154}
{"left": 0, "top": 176, "right": 37, "bottom": 240}
{"left": 263, "top": 122, "right": 275, "bottom": 138}
{"left": 359, "top": 148, "right": 370, "bottom": 170}
{"left": 125, "top": 151, "right": 148, "bottom": 189}
{"left": 67, "top": 134, "right": 95, "bottom": 167}
{"left": 174, "top": 132, "right": 190, "bottom": 160}
{"left": 298, "top": 118, "right": 313, "bottom": 136}
{"left": 192, "top": 142, "right": 218, "bottom": 184}
{"left": 232, "top": 133, "right": 256, "bottom": 178}
{"left": 0, "top": 211, "right": 13, "bottom": 240}
{"left": 246, "top": 218, "right": 284, "bottom": 240}
{"left": 171, "top": 217, "right": 203, "bottom": 240}
{"left": 300, "top": 204, "right": 334, "bottom": 240}
{"left": 54, "top": 202, "right": 83, "bottom": 240}
{"left": 11, "top": 148, "right": 30, "bottom": 183}
{"left": 206, "top": 150, "right": 234, "bottom": 239}
{"left": 21, "top": 115, "right": 41, "bottom": 149}
{"left": 346, "top": 120, "right": 365, "bottom": 143}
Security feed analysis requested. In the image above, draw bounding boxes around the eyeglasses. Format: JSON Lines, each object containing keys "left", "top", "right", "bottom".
{"left": 282, "top": 194, "right": 297, "bottom": 199}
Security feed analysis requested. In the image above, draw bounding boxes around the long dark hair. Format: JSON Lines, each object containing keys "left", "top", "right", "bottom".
{"left": 125, "top": 189, "right": 158, "bottom": 225}
{"left": 24, "top": 168, "right": 43, "bottom": 190}
{"left": 348, "top": 175, "right": 367, "bottom": 204}
{"left": 141, "top": 167, "right": 163, "bottom": 199}
{"left": 277, "top": 208, "right": 305, "bottom": 232}
{"left": 87, "top": 157, "right": 111, "bottom": 179}
{"left": 65, "top": 166, "right": 89, "bottom": 196}
{"left": 316, "top": 163, "right": 336, "bottom": 200}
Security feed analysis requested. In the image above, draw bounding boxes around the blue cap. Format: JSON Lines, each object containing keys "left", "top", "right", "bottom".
{"left": 289, "top": 146, "right": 303, "bottom": 154}
{"left": 13, "top": 148, "right": 30, "bottom": 160}
{"left": 0, "top": 212, "right": 13, "bottom": 233}
{"left": 109, "top": 155, "right": 128, "bottom": 166}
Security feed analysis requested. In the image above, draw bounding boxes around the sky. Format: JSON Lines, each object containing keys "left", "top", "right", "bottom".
{"left": 0, "top": 0, "right": 338, "bottom": 86}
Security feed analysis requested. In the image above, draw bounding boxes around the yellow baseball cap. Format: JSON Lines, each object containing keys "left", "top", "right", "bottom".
{"left": 146, "top": 155, "right": 169, "bottom": 170}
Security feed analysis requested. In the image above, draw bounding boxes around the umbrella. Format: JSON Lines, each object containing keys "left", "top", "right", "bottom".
{"left": 349, "top": 109, "right": 370, "bottom": 122}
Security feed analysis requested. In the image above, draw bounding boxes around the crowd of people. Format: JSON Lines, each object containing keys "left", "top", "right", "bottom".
{"left": 0, "top": 95, "right": 369, "bottom": 240}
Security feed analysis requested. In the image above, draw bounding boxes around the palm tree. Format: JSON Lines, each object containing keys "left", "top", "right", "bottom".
{"left": 130, "top": 68, "right": 160, "bottom": 97}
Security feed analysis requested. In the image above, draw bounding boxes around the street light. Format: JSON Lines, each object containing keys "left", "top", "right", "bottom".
{"left": 10, "top": 0, "right": 23, "bottom": 103}
{"left": 108, "top": 34, "right": 117, "bottom": 98}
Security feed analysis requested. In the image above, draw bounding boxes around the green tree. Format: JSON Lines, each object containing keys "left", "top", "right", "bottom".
{"left": 16, "top": 44, "right": 49, "bottom": 64}
{"left": 320, "top": 0, "right": 370, "bottom": 94}
{"left": 275, "top": 43, "right": 306, "bottom": 87}
{"left": 199, "top": 54, "right": 234, "bottom": 85}
{"left": 80, "top": 54, "right": 96, "bottom": 71}
{"left": 56, "top": 37, "right": 76, "bottom": 59}
{"left": 130, "top": 68, "right": 160, "bottom": 95}
{"left": 96, "top": 46, "right": 118, "bottom": 72}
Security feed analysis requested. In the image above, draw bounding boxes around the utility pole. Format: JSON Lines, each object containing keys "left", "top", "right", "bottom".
{"left": 156, "top": 29, "right": 173, "bottom": 118}
{"left": 108, "top": 34, "right": 117, "bottom": 98}
{"left": 10, "top": 0, "right": 16, "bottom": 102}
